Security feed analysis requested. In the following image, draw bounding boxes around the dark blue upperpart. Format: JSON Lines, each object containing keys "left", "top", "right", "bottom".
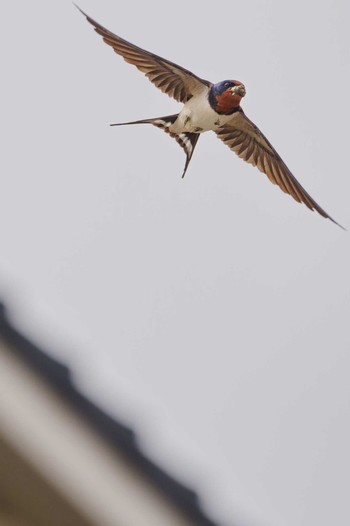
{"left": 208, "top": 80, "right": 236, "bottom": 109}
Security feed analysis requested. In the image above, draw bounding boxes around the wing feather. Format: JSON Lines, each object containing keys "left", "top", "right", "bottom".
{"left": 77, "top": 6, "right": 210, "bottom": 103}
{"left": 216, "top": 111, "right": 343, "bottom": 227}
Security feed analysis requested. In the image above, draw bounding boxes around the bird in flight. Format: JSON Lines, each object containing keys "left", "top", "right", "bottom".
{"left": 76, "top": 6, "right": 343, "bottom": 228}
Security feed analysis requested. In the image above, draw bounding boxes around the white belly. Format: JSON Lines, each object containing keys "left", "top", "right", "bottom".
{"left": 169, "top": 91, "right": 236, "bottom": 134}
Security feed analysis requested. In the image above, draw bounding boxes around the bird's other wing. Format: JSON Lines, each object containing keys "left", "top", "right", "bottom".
{"left": 216, "top": 110, "right": 343, "bottom": 228}
{"left": 76, "top": 6, "right": 211, "bottom": 103}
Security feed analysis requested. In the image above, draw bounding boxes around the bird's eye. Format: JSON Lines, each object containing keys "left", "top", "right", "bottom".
{"left": 224, "top": 82, "right": 230, "bottom": 87}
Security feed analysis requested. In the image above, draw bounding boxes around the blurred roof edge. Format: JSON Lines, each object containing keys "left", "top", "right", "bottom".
{"left": 0, "top": 301, "right": 222, "bottom": 526}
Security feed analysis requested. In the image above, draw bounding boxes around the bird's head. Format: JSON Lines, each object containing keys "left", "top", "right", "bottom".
{"left": 209, "top": 80, "right": 246, "bottom": 114}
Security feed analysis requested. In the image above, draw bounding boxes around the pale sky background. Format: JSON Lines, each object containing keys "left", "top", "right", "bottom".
{"left": 1, "top": 1, "right": 350, "bottom": 525}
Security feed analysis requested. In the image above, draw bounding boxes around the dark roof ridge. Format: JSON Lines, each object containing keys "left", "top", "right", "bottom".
{"left": 0, "top": 302, "right": 221, "bottom": 526}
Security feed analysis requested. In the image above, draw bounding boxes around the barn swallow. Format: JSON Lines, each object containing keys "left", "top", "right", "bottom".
{"left": 76, "top": 6, "right": 343, "bottom": 228}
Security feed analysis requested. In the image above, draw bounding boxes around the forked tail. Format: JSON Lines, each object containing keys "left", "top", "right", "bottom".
{"left": 111, "top": 114, "right": 200, "bottom": 178}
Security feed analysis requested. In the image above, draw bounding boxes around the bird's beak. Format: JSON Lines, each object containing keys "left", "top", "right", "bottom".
{"left": 231, "top": 84, "right": 246, "bottom": 97}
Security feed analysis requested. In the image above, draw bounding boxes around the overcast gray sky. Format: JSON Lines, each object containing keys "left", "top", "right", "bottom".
{"left": 1, "top": 1, "right": 350, "bottom": 525}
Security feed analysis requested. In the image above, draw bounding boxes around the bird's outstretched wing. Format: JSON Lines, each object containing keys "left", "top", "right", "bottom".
{"left": 216, "top": 110, "right": 343, "bottom": 228}
{"left": 76, "top": 6, "right": 211, "bottom": 103}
